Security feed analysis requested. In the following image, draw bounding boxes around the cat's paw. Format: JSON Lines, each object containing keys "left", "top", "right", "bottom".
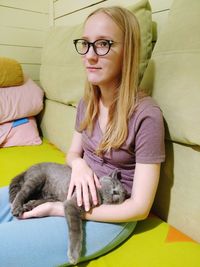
{"left": 22, "top": 200, "right": 36, "bottom": 212}
{"left": 67, "top": 249, "right": 79, "bottom": 265}
{"left": 11, "top": 205, "right": 24, "bottom": 217}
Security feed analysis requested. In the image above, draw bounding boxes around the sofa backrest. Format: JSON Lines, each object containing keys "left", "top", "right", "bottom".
{"left": 140, "top": 0, "right": 200, "bottom": 242}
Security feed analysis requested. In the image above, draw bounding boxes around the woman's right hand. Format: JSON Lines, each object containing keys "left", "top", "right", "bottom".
{"left": 67, "top": 158, "right": 101, "bottom": 211}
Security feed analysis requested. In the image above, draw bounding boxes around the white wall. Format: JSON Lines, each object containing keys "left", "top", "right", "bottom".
{"left": 0, "top": 0, "right": 49, "bottom": 83}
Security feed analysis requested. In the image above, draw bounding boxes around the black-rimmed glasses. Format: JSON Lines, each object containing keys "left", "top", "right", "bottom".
{"left": 73, "top": 39, "right": 114, "bottom": 56}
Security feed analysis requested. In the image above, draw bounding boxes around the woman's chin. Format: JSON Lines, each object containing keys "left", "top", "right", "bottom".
{"left": 87, "top": 78, "right": 100, "bottom": 86}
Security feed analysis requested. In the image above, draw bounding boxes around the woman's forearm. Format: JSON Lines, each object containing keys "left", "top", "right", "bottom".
{"left": 25, "top": 197, "right": 148, "bottom": 221}
{"left": 51, "top": 198, "right": 147, "bottom": 222}
{"left": 83, "top": 198, "right": 149, "bottom": 223}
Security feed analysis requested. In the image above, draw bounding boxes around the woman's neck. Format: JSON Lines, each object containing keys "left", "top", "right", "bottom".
{"left": 99, "top": 86, "right": 116, "bottom": 108}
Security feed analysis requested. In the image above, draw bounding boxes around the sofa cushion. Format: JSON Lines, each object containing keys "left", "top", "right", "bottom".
{"left": 40, "top": 0, "right": 152, "bottom": 106}
{"left": 128, "top": 0, "right": 152, "bottom": 82}
{"left": 141, "top": 0, "right": 200, "bottom": 146}
{"left": 0, "top": 117, "right": 42, "bottom": 148}
{"left": 0, "top": 77, "right": 44, "bottom": 123}
{"left": 73, "top": 215, "right": 200, "bottom": 267}
{"left": 0, "top": 57, "right": 24, "bottom": 87}
{"left": 40, "top": 99, "right": 76, "bottom": 152}
{"left": 40, "top": 24, "right": 84, "bottom": 107}
{"left": 0, "top": 139, "right": 65, "bottom": 187}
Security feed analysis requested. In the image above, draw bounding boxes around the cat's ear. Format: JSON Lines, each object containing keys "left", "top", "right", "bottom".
{"left": 110, "top": 169, "right": 120, "bottom": 179}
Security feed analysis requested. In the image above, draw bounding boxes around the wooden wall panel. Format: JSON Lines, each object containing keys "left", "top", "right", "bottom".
{"left": 54, "top": 0, "right": 103, "bottom": 19}
{"left": 0, "top": 6, "right": 48, "bottom": 30}
{"left": 52, "top": 0, "right": 172, "bottom": 38}
{"left": 0, "top": 26, "right": 46, "bottom": 47}
{"left": 0, "top": 1, "right": 49, "bottom": 83}
{"left": 0, "top": 46, "right": 42, "bottom": 64}
{"left": 0, "top": 0, "right": 49, "bottom": 13}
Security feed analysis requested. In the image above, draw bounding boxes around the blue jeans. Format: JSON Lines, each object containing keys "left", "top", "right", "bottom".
{"left": 0, "top": 186, "right": 136, "bottom": 267}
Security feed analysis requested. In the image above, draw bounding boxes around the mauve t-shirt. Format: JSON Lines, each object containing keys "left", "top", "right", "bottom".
{"left": 75, "top": 97, "right": 165, "bottom": 196}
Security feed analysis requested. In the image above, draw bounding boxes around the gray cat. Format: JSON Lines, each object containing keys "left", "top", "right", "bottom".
{"left": 9, "top": 162, "right": 126, "bottom": 265}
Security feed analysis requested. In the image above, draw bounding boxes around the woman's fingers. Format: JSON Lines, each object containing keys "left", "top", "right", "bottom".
{"left": 75, "top": 175, "right": 98, "bottom": 210}
{"left": 82, "top": 182, "right": 90, "bottom": 211}
{"left": 88, "top": 176, "right": 99, "bottom": 207}
{"left": 20, "top": 202, "right": 52, "bottom": 219}
{"left": 76, "top": 184, "right": 83, "bottom": 207}
{"left": 94, "top": 173, "right": 101, "bottom": 189}
{"left": 67, "top": 180, "right": 75, "bottom": 200}
{"left": 67, "top": 161, "right": 99, "bottom": 211}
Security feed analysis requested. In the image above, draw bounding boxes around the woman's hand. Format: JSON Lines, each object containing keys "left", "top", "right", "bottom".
{"left": 67, "top": 158, "right": 101, "bottom": 211}
{"left": 19, "top": 202, "right": 64, "bottom": 219}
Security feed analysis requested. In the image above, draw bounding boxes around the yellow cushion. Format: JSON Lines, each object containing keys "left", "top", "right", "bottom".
{"left": 0, "top": 139, "right": 65, "bottom": 187}
{"left": 72, "top": 216, "right": 200, "bottom": 267}
{"left": 0, "top": 57, "right": 24, "bottom": 87}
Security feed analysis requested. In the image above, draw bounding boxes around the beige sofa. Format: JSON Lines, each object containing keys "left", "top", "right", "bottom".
{"left": 39, "top": 0, "right": 200, "bottom": 243}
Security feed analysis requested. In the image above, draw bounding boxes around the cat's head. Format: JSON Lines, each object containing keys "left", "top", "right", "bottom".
{"left": 99, "top": 169, "right": 126, "bottom": 204}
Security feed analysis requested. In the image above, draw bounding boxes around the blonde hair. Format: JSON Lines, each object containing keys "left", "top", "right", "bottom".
{"left": 80, "top": 6, "right": 141, "bottom": 155}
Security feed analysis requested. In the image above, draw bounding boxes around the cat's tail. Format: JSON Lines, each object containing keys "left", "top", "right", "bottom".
{"left": 64, "top": 197, "right": 83, "bottom": 265}
{"left": 9, "top": 171, "right": 26, "bottom": 203}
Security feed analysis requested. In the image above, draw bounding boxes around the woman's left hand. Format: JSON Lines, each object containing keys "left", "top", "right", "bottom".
{"left": 19, "top": 201, "right": 64, "bottom": 219}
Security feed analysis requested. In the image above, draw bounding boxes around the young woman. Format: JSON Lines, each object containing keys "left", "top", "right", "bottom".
{"left": 0, "top": 6, "right": 165, "bottom": 267}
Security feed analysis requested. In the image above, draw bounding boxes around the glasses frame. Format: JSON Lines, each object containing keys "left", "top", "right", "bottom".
{"left": 73, "top": 39, "right": 114, "bottom": 56}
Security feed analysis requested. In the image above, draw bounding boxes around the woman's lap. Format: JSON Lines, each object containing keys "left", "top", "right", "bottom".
{"left": 0, "top": 186, "right": 16, "bottom": 223}
{"left": 0, "top": 216, "right": 68, "bottom": 267}
{"left": 0, "top": 186, "right": 136, "bottom": 267}
{"left": 0, "top": 186, "right": 68, "bottom": 267}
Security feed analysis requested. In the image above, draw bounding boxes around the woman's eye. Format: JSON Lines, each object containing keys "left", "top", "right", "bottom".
{"left": 81, "top": 41, "right": 88, "bottom": 47}
{"left": 97, "top": 41, "right": 108, "bottom": 47}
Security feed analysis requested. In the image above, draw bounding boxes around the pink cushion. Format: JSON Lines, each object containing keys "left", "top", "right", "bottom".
{"left": 0, "top": 117, "right": 42, "bottom": 148}
{"left": 0, "top": 77, "right": 44, "bottom": 123}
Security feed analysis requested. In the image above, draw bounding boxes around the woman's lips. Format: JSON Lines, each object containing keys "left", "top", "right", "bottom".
{"left": 86, "top": 67, "right": 101, "bottom": 72}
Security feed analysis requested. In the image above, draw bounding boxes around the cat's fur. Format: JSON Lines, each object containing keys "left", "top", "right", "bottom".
{"left": 9, "top": 162, "right": 126, "bottom": 265}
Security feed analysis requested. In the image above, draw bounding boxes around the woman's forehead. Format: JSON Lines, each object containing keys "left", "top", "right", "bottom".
{"left": 83, "top": 12, "right": 123, "bottom": 39}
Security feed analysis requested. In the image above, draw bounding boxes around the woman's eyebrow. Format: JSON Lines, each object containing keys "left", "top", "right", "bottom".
{"left": 81, "top": 35, "right": 113, "bottom": 40}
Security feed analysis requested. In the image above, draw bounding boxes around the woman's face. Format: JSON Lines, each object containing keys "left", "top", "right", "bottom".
{"left": 82, "top": 12, "right": 124, "bottom": 90}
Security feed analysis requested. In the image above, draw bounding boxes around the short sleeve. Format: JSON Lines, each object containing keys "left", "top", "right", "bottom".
{"left": 135, "top": 106, "right": 165, "bottom": 163}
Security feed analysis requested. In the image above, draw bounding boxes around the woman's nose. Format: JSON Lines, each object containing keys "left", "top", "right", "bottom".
{"left": 85, "top": 45, "right": 98, "bottom": 60}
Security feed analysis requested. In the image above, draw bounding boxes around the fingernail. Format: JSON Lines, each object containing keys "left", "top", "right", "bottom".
{"left": 85, "top": 206, "right": 89, "bottom": 212}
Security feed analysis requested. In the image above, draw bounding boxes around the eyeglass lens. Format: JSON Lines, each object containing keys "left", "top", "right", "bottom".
{"left": 74, "top": 39, "right": 112, "bottom": 56}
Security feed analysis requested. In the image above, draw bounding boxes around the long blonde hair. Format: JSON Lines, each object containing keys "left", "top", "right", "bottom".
{"left": 80, "top": 6, "right": 141, "bottom": 155}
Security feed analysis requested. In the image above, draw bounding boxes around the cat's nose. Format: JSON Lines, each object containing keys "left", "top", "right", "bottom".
{"left": 112, "top": 189, "right": 118, "bottom": 195}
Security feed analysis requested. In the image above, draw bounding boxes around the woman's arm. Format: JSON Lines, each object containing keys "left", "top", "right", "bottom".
{"left": 66, "top": 130, "right": 84, "bottom": 167}
{"left": 83, "top": 163, "right": 161, "bottom": 222}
